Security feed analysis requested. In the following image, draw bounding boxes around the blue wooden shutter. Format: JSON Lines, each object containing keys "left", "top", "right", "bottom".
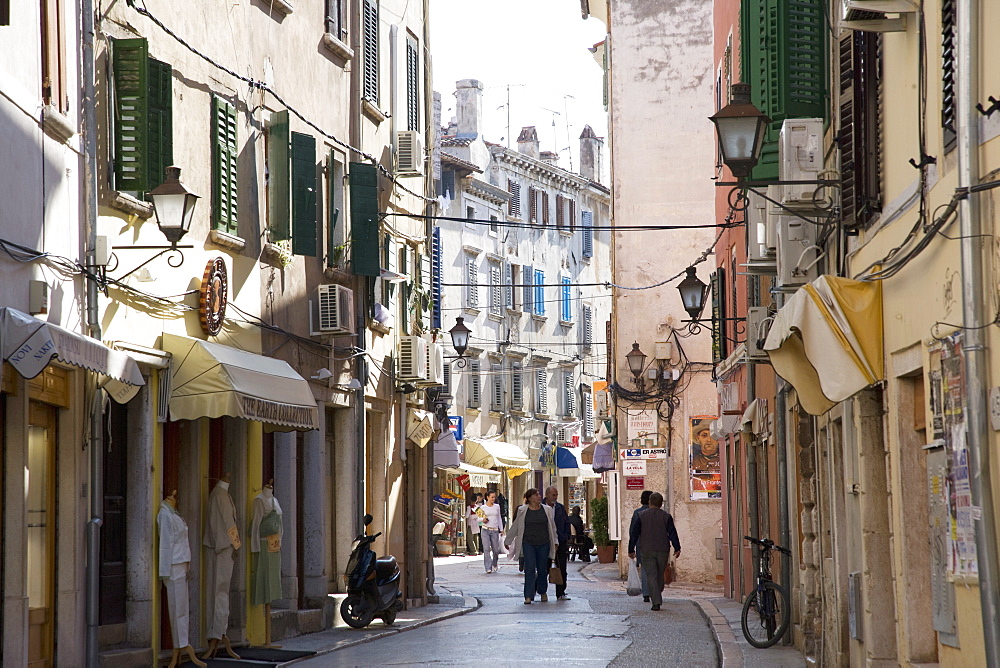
{"left": 268, "top": 111, "right": 291, "bottom": 240}
{"left": 431, "top": 227, "right": 442, "bottom": 328}
{"left": 350, "top": 162, "right": 381, "bottom": 276}
{"left": 534, "top": 269, "right": 544, "bottom": 316}
{"left": 291, "top": 132, "right": 317, "bottom": 256}
{"left": 212, "top": 95, "right": 238, "bottom": 233}
{"left": 561, "top": 276, "right": 572, "bottom": 322}
{"left": 112, "top": 38, "right": 149, "bottom": 192}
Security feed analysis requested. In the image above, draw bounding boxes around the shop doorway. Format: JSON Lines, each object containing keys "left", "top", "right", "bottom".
{"left": 27, "top": 401, "right": 57, "bottom": 668}
{"left": 100, "top": 400, "right": 129, "bottom": 625}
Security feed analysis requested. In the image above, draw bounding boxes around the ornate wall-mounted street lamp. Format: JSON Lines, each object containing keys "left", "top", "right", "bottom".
{"left": 626, "top": 342, "right": 647, "bottom": 379}
{"left": 449, "top": 316, "right": 471, "bottom": 358}
{"left": 709, "top": 82, "right": 770, "bottom": 179}
{"left": 677, "top": 266, "right": 710, "bottom": 321}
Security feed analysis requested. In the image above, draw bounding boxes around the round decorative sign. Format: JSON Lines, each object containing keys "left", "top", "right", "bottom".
{"left": 199, "top": 257, "right": 228, "bottom": 336}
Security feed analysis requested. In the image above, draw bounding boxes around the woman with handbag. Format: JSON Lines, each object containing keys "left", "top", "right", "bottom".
{"left": 504, "top": 488, "right": 558, "bottom": 604}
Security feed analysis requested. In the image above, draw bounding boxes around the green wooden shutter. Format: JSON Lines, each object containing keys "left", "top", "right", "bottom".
{"left": 147, "top": 58, "right": 173, "bottom": 192}
{"left": 291, "top": 132, "right": 317, "bottom": 256}
{"left": 267, "top": 110, "right": 290, "bottom": 240}
{"left": 350, "top": 162, "right": 381, "bottom": 276}
{"left": 741, "top": 0, "right": 826, "bottom": 180}
{"left": 212, "top": 95, "right": 238, "bottom": 233}
{"left": 112, "top": 38, "right": 149, "bottom": 192}
{"left": 420, "top": 250, "right": 431, "bottom": 331}
{"left": 406, "top": 35, "right": 419, "bottom": 131}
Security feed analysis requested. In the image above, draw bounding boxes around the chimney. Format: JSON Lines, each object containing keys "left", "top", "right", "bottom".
{"left": 517, "top": 126, "right": 540, "bottom": 160}
{"left": 539, "top": 150, "right": 559, "bottom": 166}
{"left": 579, "top": 125, "right": 604, "bottom": 181}
{"left": 455, "top": 79, "right": 483, "bottom": 136}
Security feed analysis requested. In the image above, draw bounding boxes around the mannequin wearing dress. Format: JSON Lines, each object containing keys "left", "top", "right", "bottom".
{"left": 201, "top": 473, "right": 241, "bottom": 660}
{"left": 157, "top": 490, "right": 206, "bottom": 668}
{"left": 250, "top": 480, "right": 283, "bottom": 647}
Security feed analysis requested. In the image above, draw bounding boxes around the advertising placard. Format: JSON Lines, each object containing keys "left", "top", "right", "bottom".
{"left": 623, "top": 459, "right": 647, "bottom": 476}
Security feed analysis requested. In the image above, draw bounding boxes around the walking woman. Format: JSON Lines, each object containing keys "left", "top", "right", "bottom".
{"left": 504, "top": 488, "right": 558, "bottom": 604}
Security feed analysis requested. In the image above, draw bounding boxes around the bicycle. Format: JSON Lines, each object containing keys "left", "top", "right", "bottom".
{"left": 740, "top": 535, "right": 791, "bottom": 648}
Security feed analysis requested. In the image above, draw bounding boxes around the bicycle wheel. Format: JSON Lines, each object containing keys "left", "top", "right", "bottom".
{"left": 741, "top": 581, "right": 790, "bottom": 649}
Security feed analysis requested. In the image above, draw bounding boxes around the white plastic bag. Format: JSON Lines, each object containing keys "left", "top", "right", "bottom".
{"left": 626, "top": 558, "right": 641, "bottom": 596}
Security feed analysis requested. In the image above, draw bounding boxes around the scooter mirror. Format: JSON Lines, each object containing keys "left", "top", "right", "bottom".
{"left": 364, "top": 513, "right": 374, "bottom": 526}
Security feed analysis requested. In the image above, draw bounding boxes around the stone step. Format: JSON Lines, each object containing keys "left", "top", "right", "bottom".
{"left": 98, "top": 646, "right": 153, "bottom": 668}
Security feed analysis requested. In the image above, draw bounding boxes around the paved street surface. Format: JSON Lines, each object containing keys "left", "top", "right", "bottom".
{"left": 283, "top": 552, "right": 806, "bottom": 667}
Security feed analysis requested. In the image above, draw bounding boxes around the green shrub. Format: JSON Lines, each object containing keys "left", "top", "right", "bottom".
{"left": 590, "top": 496, "right": 611, "bottom": 547}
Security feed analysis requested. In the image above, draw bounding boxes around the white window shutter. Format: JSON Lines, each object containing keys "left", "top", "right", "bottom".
{"left": 565, "top": 371, "right": 576, "bottom": 416}
{"left": 523, "top": 265, "right": 533, "bottom": 313}
{"left": 467, "top": 257, "right": 478, "bottom": 308}
{"left": 490, "top": 263, "right": 502, "bottom": 314}
{"left": 511, "top": 361, "right": 523, "bottom": 410}
{"left": 442, "top": 362, "right": 452, "bottom": 394}
{"left": 504, "top": 262, "right": 513, "bottom": 308}
{"left": 491, "top": 362, "right": 503, "bottom": 410}
{"left": 583, "top": 305, "right": 593, "bottom": 349}
{"left": 582, "top": 210, "right": 594, "bottom": 258}
{"left": 584, "top": 392, "right": 595, "bottom": 439}
{"left": 469, "top": 359, "right": 481, "bottom": 408}
{"left": 536, "top": 367, "right": 548, "bottom": 414}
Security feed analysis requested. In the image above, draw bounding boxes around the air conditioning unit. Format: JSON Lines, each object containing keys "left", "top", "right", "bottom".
{"left": 745, "top": 307, "right": 771, "bottom": 361}
{"left": 775, "top": 213, "right": 820, "bottom": 290}
{"left": 419, "top": 338, "right": 445, "bottom": 387}
{"left": 745, "top": 189, "right": 776, "bottom": 274}
{"left": 396, "top": 130, "right": 424, "bottom": 175}
{"left": 309, "top": 284, "right": 355, "bottom": 336}
{"left": 841, "top": 0, "right": 913, "bottom": 32}
{"left": 398, "top": 335, "right": 429, "bottom": 382}
{"left": 779, "top": 118, "right": 828, "bottom": 208}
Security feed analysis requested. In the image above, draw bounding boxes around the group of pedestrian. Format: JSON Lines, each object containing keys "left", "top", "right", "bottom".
{"left": 504, "top": 486, "right": 573, "bottom": 603}
{"left": 627, "top": 489, "right": 681, "bottom": 611}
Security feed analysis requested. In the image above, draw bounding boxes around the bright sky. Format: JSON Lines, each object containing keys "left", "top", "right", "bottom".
{"left": 429, "top": 0, "right": 609, "bottom": 178}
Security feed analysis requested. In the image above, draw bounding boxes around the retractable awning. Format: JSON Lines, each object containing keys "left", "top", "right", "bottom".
{"left": 440, "top": 462, "right": 502, "bottom": 487}
{"left": 464, "top": 437, "right": 531, "bottom": 479}
{"left": 161, "top": 333, "right": 318, "bottom": 431}
{"left": 764, "top": 276, "right": 883, "bottom": 416}
{"left": 0, "top": 307, "right": 145, "bottom": 403}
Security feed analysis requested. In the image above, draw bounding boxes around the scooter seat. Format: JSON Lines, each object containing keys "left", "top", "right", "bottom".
{"left": 375, "top": 556, "right": 398, "bottom": 579}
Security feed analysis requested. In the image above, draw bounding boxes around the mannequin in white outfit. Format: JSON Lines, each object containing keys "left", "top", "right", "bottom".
{"left": 201, "top": 473, "right": 241, "bottom": 660}
{"left": 158, "top": 490, "right": 206, "bottom": 668}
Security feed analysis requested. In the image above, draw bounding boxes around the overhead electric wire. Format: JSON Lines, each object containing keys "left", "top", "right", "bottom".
{"left": 388, "top": 211, "right": 741, "bottom": 232}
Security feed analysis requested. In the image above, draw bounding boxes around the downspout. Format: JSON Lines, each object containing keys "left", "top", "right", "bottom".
{"left": 775, "top": 292, "right": 791, "bottom": 643}
{"left": 957, "top": 0, "right": 1000, "bottom": 662}
{"left": 422, "top": 0, "right": 437, "bottom": 598}
{"left": 82, "top": 1, "right": 103, "bottom": 665}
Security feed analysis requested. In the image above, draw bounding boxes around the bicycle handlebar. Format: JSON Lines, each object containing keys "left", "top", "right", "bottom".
{"left": 744, "top": 535, "right": 791, "bottom": 555}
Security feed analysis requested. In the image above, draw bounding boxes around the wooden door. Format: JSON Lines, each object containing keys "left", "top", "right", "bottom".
{"left": 27, "top": 402, "right": 56, "bottom": 668}
{"left": 100, "top": 400, "right": 128, "bottom": 625}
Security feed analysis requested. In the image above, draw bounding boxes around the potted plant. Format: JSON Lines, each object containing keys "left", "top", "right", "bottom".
{"left": 589, "top": 496, "right": 617, "bottom": 563}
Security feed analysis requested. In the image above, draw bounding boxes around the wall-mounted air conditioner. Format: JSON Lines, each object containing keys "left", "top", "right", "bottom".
{"left": 745, "top": 189, "right": 777, "bottom": 274}
{"left": 398, "top": 335, "right": 429, "bottom": 382}
{"left": 745, "top": 307, "right": 771, "bottom": 361}
{"left": 419, "top": 338, "right": 445, "bottom": 387}
{"left": 841, "top": 0, "right": 914, "bottom": 32}
{"left": 309, "top": 284, "right": 355, "bottom": 336}
{"left": 775, "top": 213, "right": 820, "bottom": 290}
{"left": 396, "top": 130, "right": 424, "bottom": 175}
{"left": 779, "top": 118, "right": 829, "bottom": 209}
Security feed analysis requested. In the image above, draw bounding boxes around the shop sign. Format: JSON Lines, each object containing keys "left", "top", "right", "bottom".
{"left": 627, "top": 409, "right": 657, "bottom": 441}
{"left": 622, "top": 459, "right": 647, "bottom": 476}
{"left": 625, "top": 476, "right": 645, "bottom": 490}
{"left": 448, "top": 415, "right": 463, "bottom": 441}
{"left": 720, "top": 381, "right": 742, "bottom": 415}
{"left": 621, "top": 447, "right": 666, "bottom": 460}
{"left": 620, "top": 448, "right": 642, "bottom": 459}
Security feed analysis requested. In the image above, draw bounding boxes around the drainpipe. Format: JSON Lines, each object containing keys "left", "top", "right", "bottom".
{"left": 957, "top": 1, "right": 1000, "bottom": 663}
{"left": 774, "top": 290, "right": 791, "bottom": 642}
{"left": 82, "top": 0, "right": 103, "bottom": 665}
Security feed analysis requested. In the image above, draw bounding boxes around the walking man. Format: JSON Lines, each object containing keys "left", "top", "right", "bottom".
{"left": 628, "top": 492, "right": 681, "bottom": 611}
{"left": 479, "top": 491, "right": 504, "bottom": 573}
{"left": 544, "top": 486, "right": 571, "bottom": 600}
{"left": 628, "top": 490, "right": 652, "bottom": 602}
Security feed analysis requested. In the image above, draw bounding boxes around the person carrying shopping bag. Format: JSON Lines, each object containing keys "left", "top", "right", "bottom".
{"left": 504, "top": 488, "right": 558, "bottom": 604}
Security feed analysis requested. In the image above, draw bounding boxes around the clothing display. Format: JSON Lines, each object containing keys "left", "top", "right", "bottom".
{"left": 250, "top": 488, "right": 283, "bottom": 606}
{"left": 158, "top": 499, "right": 193, "bottom": 648}
{"left": 204, "top": 481, "right": 239, "bottom": 640}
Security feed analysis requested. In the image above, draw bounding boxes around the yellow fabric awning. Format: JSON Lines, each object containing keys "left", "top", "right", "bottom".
{"left": 464, "top": 437, "right": 531, "bottom": 479}
{"left": 763, "top": 276, "right": 883, "bottom": 415}
{"left": 441, "top": 462, "right": 502, "bottom": 487}
{"left": 162, "top": 333, "right": 318, "bottom": 431}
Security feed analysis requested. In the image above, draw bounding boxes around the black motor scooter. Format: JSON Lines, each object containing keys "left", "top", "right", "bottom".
{"left": 341, "top": 514, "right": 403, "bottom": 628}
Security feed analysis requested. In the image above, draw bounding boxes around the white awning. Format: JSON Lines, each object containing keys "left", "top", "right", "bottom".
{"left": 440, "top": 462, "right": 502, "bottom": 487}
{"left": 0, "top": 307, "right": 145, "bottom": 403}
{"left": 464, "top": 437, "right": 531, "bottom": 478}
{"left": 161, "top": 333, "right": 318, "bottom": 431}
{"left": 764, "top": 276, "right": 883, "bottom": 415}
{"left": 433, "top": 429, "right": 461, "bottom": 468}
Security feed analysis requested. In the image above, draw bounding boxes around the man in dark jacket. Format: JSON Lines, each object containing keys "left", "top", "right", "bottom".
{"left": 628, "top": 492, "right": 680, "bottom": 610}
{"left": 544, "top": 486, "right": 571, "bottom": 600}
{"left": 628, "top": 490, "right": 652, "bottom": 601}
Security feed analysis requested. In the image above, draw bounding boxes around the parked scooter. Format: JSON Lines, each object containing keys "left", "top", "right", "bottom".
{"left": 341, "top": 514, "right": 404, "bottom": 628}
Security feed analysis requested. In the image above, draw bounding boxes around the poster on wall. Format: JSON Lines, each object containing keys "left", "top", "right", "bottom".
{"left": 690, "top": 416, "right": 721, "bottom": 500}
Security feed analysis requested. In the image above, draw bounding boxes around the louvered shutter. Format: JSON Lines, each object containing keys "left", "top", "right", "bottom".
{"left": 741, "top": 0, "right": 826, "bottom": 180}
{"left": 431, "top": 227, "right": 442, "bottom": 328}
{"left": 420, "top": 250, "right": 432, "bottom": 330}
{"left": 584, "top": 391, "right": 595, "bottom": 438}
{"left": 555, "top": 194, "right": 564, "bottom": 228}
{"left": 327, "top": 150, "right": 340, "bottom": 267}
{"left": 941, "top": 0, "right": 956, "bottom": 150}
{"left": 568, "top": 199, "right": 576, "bottom": 231}
{"left": 490, "top": 262, "right": 502, "bottom": 314}
{"left": 839, "top": 32, "right": 882, "bottom": 231}
{"left": 212, "top": 96, "right": 239, "bottom": 233}
{"left": 564, "top": 370, "right": 576, "bottom": 416}
{"left": 582, "top": 305, "right": 593, "bottom": 349}
{"left": 362, "top": 0, "right": 379, "bottom": 104}
{"left": 542, "top": 191, "right": 549, "bottom": 225}
{"left": 350, "top": 162, "right": 381, "bottom": 276}
{"left": 406, "top": 35, "right": 419, "bottom": 131}
{"left": 469, "top": 359, "right": 482, "bottom": 408}
{"left": 536, "top": 367, "right": 548, "bottom": 413}
{"left": 508, "top": 179, "right": 521, "bottom": 217}
{"left": 504, "top": 262, "right": 513, "bottom": 309}
{"left": 511, "top": 361, "right": 523, "bottom": 410}
{"left": 523, "top": 265, "right": 533, "bottom": 313}
{"left": 112, "top": 38, "right": 149, "bottom": 192}
{"left": 491, "top": 362, "right": 503, "bottom": 410}
{"left": 442, "top": 362, "right": 452, "bottom": 394}
{"left": 466, "top": 256, "right": 479, "bottom": 308}
{"left": 534, "top": 269, "right": 544, "bottom": 316}
{"left": 561, "top": 277, "right": 572, "bottom": 322}
{"left": 582, "top": 211, "right": 594, "bottom": 258}
{"left": 146, "top": 58, "right": 172, "bottom": 193}
{"left": 528, "top": 186, "right": 537, "bottom": 222}
{"left": 268, "top": 110, "right": 291, "bottom": 240}
{"left": 291, "top": 132, "right": 318, "bottom": 256}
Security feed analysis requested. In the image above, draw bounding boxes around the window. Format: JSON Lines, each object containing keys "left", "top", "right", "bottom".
{"left": 111, "top": 38, "right": 172, "bottom": 193}
{"left": 490, "top": 214, "right": 499, "bottom": 234}
{"left": 466, "top": 206, "right": 476, "bottom": 225}
{"left": 582, "top": 305, "right": 593, "bottom": 350}
{"left": 382, "top": 235, "right": 399, "bottom": 318}
{"left": 563, "top": 370, "right": 576, "bottom": 416}
{"left": 488, "top": 259, "right": 502, "bottom": 316}
{"left": 212, "top": 95, "right": 238, "bottom": 234}
{"left": 581, "top": 210, "right": 594, "bottom": 258}
{"left": 465, "top": 256, "right": 479, "bottom": 309}
{"left": 362, "top": 0, "right": 379, "bottom": 104}
{"left": 508, "top": 179, "right": 521, "bottom": 217}
{"left": 490, "top": 361, "right": 503, "bottom": 411}
{"left": 839, "top": 31, "right": 882, "bottom": 231}
{"left": 522, "top": 265, "right": 534, "bottom": 313}
{"left": 267, "top": 111, "right": 318, "bottom": 256}
{"left": 555, "top": 194, "right": 565, "bottom": 228}
{"left": 431, "top": 227, "right": 442, "bottom": 329}
{"left": 41, "top": 0, "right": 67, "bottom": 111}
{"left": 325, "top": 0, "right": 347, "bottom": 42}
{"left": 560, "top": 276, "right": 572, "bottom": 323}
{"left": 469, "top": 359, "right": 482, "bottom": 409}
{"left": 511, "top": 361, "right": 524, "bottom": 410}
{"left": 1, "top": 2, "right": 9, "bottom": 25}
{"left": 533, "top": 269, "right": 545, "bottom": 316}
{"left": 326, "top": 151, "right": 346, "bottom": 268}
{"left": 406, "top": 34, "right": 419, "bottom": 131}
{"left": 941, "top": 0, "right": 956, "bottom": 151}
{"left": 535, "top": 366, "right": 548, "bottom": 414}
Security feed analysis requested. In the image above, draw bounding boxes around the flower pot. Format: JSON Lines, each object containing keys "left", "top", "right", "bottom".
{"left": 596, "top": 545, "right": 616, "bottom": 563}
{"left": 435, "top": 539, "right": 454, "bottom": 556}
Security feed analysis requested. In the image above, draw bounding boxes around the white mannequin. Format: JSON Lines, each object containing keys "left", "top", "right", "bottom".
{"left": 158, "top": 490, "right": 206, "bottom": 668}
{"left": 201, "top": 473, "right": 241, "bottom": 660}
